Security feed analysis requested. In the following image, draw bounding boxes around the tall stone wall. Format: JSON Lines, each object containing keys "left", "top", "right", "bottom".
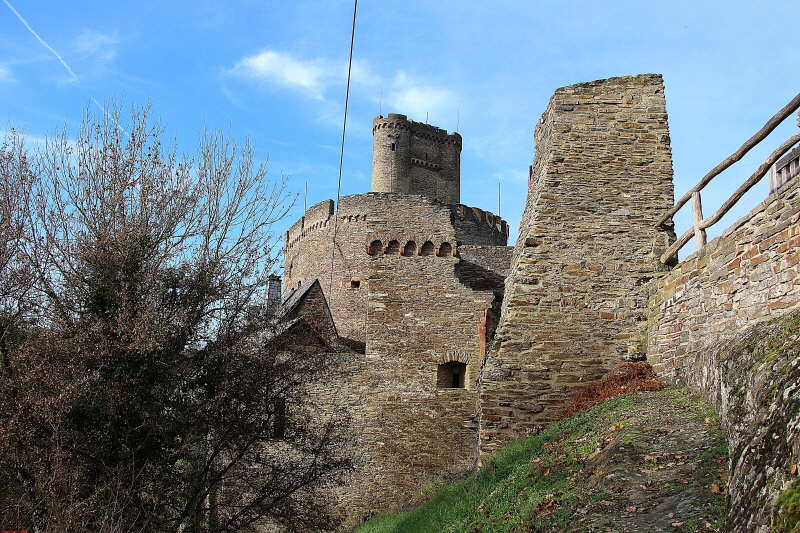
{"left": 334, "top": 252, "right": 500, "bottom": 513}
{"left": 284, "top": 197, "right": 373, "bottom": 349}
{"left": 648, "top": 176, "right": 800, "bottom": 533}
{"left": 283, "top": 191, "right": 512, "bottom": 517}
{"left": 479, "top": 74, "right": 675, "bottom": 456}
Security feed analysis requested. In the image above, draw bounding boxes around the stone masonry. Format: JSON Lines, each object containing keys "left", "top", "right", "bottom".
{"left": 371, "top": 114, "right": 462, "bottom": 204}
{"left": 281, "top": 76, "right": 800, "bottom": 523}
{"left": 282, "top": 117, "right": 510, "bottom": 515}
{"left": 647, "top": 150, "right": 800, "bottom": 533}
{"left": 479, "top": 74, "right": 675, "bottom": 456}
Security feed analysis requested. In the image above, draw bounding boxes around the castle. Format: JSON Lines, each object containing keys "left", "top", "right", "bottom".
{"left": 278, "top": 74, "right": 800, "bottom": 528}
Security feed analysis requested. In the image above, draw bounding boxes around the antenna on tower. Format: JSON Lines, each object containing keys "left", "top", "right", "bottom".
{"left": 498, "top": 182, "right": 501, "bottom": 216}
{"left": 456, "top": 109, "right": 460, "bottom": 133}
{"left": 379, "top": 87, "right": 382, "bottom": 116}
{"left": 426, "top": 112, "right": 428, "bottom": 124}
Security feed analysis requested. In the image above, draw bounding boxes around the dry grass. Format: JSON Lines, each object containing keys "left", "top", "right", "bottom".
{"left": 561, "top": 362, "right": 663, "bottom": 417}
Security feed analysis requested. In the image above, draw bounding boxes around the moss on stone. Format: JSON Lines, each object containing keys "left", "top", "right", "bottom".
{"left": 772, "top": 477, "right": 800, "bottom": 533}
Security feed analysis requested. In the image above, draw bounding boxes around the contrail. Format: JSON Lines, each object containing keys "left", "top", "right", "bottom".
{"left": 4, "top": 1, "right": 128, "bottom": 137}
{"left": 3, "top": 0, "right": 79, "bottom": 82}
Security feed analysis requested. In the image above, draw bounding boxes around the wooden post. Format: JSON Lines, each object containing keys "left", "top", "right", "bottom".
{"left": 692, "top": 191, "right": 707, "bottom": 253}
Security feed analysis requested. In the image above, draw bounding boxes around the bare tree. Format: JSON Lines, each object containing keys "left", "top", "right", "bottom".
{"left": 0, "top": 129, "right": 34, "bottom": 360}
{"left": 0, "top": 102, "right": 353, "bottom": 533}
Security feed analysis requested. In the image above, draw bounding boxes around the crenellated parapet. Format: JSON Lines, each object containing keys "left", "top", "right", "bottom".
{"left": 371, "top": 114, "right": 462, "bottom": 148}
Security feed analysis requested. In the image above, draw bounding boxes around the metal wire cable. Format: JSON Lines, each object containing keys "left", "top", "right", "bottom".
{"left": 328, "top": 0, "right": 358, "bottom": 303}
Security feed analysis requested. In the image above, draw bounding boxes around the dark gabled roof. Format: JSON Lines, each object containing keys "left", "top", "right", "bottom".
{"left": 275, "top": 279, "right": 318, "bottom": 321}
{"left": 264, "top": 317, "right": 337, "bottom": 353}
{"left": 271, "top": 278, "right": 338, "bottom": 343}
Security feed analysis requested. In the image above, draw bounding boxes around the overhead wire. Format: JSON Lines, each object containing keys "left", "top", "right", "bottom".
{"left": 328, "top": 0, "right": 358, "bottom": 303}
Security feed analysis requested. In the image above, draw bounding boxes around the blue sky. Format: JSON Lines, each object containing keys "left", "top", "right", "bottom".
{"left": 2, "top": 0, "right": 798, "bottom": 262}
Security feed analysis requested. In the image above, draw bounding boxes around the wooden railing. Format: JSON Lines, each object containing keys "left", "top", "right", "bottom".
{"left": 656, "top": 93, "right": 800, "bottom": 264}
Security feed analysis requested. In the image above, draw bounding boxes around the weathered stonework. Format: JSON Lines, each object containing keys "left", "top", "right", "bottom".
{"left": 280, "top": 77, "right": 798, "bottom": 529}
{"left": 479, "top": 74, "right": 675, "bottom": 456}
{"left": 648, "top": 176, "right": 800, "bottom": 381}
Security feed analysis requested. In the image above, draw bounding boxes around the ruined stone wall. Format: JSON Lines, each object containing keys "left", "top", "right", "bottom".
{"left": 371, "top": 114, "right": 462, "bottom": 204}
{"left": 479, "top": 74, "right": 675, "bottom": 456}
{"left": 647, "top": 176, "right": 800, "bottom": 533}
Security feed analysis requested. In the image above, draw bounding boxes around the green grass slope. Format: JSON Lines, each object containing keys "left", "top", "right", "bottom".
{"left": 356, "top": 388, "right": 728, "bottom": 533}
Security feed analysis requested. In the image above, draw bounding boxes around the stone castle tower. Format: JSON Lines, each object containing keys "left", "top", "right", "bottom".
{"left": 282, "top": 114, "right": 510, "bottom": 513}
{"left": 370, "top": 114, "right": 462, "bottom": 204}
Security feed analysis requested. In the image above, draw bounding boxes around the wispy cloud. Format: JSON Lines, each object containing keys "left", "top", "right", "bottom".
{"left": 384, "top": 72, "right": 457, "bottom": 125}
{"left": 229, "top": 49, "right": 456, "bottom": 123}
{"left": 3, "top": 0, "right": 79, "bottom": 82}
{"left": 0, "top": 64, "right": 12, "bottom": 82}
{"left": 234, "top": 50, "right": 335, "bottom": 100}
{"left": 75, "top": 30, "right": 119, "bottom": 63}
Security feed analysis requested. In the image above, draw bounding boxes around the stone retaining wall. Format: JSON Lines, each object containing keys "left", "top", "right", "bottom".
{"left": 647, "top": 176, "right": 800, "bottom": 382}
{"left": 647, "top": 176, "right": 800, "bottom": 533}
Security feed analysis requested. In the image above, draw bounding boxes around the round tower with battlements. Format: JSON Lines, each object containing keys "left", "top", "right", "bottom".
{"left": 371, "top": 114, "right": 462, "bottom": 204}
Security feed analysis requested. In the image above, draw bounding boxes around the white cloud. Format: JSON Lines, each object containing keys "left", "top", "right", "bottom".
{"left": 385, "top": 72, "right": 457, "bottom": 125}
{"left": 234, "top": 50, "right": 336, "bottom": 100}
{"left": 75, "top": 30, "right": 119, "bottom": 63}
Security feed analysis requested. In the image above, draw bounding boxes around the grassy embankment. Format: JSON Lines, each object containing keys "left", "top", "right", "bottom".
{"left": 356, "top": 386, "right": 728, "bottom": 533}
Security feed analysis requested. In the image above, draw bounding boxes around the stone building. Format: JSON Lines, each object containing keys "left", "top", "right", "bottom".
{"left": 282, "top": 114, "right": 511, "bottom": 513}
{"left": 279, "top": 74, "right": 676, "bottom": 518}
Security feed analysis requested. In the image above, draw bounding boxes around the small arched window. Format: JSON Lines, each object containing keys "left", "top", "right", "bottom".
{"left": 421, "top": 241, "right": 435, "bottom": 256}
{"left": 438, "top": 242, "right": 453, "bottom": 257}
{"left": 437, "top": 362, "right": 467, "bottom": 389}
{"left": 403, "top": 241, "right": 417, "bottom": 256}
{"left": 386, "top": 240, "right": 400, "bottom": 255}
{"left": 368, "top": 240, "right": 383, "bottom": 255}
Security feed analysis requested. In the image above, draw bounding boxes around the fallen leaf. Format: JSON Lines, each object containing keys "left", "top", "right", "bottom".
{"left": 792, "top": 464, "right": 798, "bottom": 476}
{"left": 612, "top": 422, "right": 625, "bottom": 431}
{"left": 543, "top": 468, "right": 551, "bottom": 477}
{"left": 710, "top": 484, "right": 723, "bottom": 494}
{"left": 587, "top": 451, "right": 599, "bottom": 461}
{"left": 626, "top": 506, "right": 637, "bottom": 512}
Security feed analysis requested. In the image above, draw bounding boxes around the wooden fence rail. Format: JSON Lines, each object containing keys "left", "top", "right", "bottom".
{"left": 657, "top": 93, "right": 800, "bottom": 264}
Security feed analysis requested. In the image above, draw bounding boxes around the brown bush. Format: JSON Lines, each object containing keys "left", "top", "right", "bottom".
{"left": 561, "top": 362, "right": 663, "bottom": 418}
